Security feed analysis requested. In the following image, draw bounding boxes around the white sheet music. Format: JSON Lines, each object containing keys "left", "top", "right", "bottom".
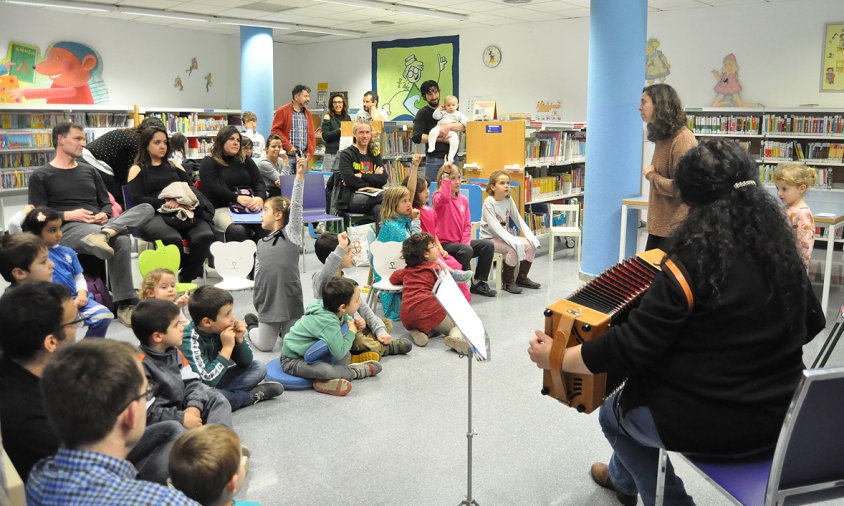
{"left": 433, "top": 270, "right": 489, "bottom": 360}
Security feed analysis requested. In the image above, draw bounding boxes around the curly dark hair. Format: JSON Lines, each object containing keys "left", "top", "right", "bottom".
{"left": 402, "top": 232, "right": 434, "bottom": 267}
{"left": 668, "top": 140, "right": 805, "bottom": 303}
{"left": 643, "top": 84, "right": 687, "bottom": 142}
{"left": 401, "top": 175, "right": 430, "bottom": 207}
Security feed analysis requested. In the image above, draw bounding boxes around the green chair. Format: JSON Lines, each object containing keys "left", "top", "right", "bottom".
{"left": 138, "top": 240, "right": 198, "bottom": 294}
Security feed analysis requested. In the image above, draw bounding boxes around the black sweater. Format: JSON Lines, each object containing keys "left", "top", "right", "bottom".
{"left": 86, "top": 128, "right": 139, "bottom": 186}
{"left": 335, "top": 145, "right": 388, "bottom": 210}
{"left": 198, "top": 155, "right": 266, "bottom": 209}
{"left": 320, "top": 113, "right": 350, "bottom": 155}
{"left": 412, "top": 105, "right": 449, "bottom": 158}
{"left": 29, "top": 163, "right": 113, "bottom": 216}
{"left": 581, "top": 253, "right": 825, "bottom": 454}
{"left": 128, "top": 162, "right": 191, "bottom": 210}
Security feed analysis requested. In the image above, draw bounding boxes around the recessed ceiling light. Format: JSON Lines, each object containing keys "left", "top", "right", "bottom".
{"left": 371, "top": 20, "right": 394, "bottom": 25}
{"left": 502, "top": 0, "right": 531, "bottom": 4}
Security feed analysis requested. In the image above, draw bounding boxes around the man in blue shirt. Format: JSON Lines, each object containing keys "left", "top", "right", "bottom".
{"left": 26, "top": 339, "right": 198, "bottom": 505}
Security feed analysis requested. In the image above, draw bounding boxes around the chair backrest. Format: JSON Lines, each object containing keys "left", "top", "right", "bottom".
{"left": 460, "top": 183, "right": 483, "bottom": 223}
{"left": 766, "top": 366, "right": 844, "bottom": 504}
{"left": 549, "top": 203, "right": 580, "bottom": 228}
{"left": 209, "top": 240, "right": 257, "bottom": 280}
{"left": 369, "top": 240, "right": 405, "bottom": 281}
{"left": 121, "top": 185, "right": 134, "bottom": 210}
{"left": 138, "top": 239, "right": 181, "bottom": 277}
{"left": 279, "top": 174, "right": 328, "bottom": 214}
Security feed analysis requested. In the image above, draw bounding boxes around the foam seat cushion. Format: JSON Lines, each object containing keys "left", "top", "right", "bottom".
{"left": 266, "top": 358, "right": 313, "bottom": 390}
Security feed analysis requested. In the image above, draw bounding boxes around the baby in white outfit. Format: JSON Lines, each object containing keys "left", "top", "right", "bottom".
{"left": 428, "top": 95, "right": 468, "bottom": 163}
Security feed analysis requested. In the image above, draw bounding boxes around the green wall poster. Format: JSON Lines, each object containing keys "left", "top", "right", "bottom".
{"left": 372, "top": 35, "right": 460, "bottom": 121}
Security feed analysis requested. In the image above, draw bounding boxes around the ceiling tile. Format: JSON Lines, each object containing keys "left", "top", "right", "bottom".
{"left": 118, "top": 0, "right": 186, "bottom": 8}
{"left": 648, "top": 0, "right": 707, "bottom": 9}
{"left": 524, "top": 3, "right": 588, "bottom": 16}
{"left": 171, "top": 1, "right": 234, "bottom": 14}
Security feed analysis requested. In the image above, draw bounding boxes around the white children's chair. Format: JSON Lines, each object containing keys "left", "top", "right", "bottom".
{"left": 548, "top": 204, "right": 582, "bottom": 264}
{"left": 470, "top": 221, "right": 503, "bottom": 291}
{"left": 367, "top": 240, "right": 405, "bottom": 315}
{"left": 209, "top": 240, "right": 256, "bottom": 291}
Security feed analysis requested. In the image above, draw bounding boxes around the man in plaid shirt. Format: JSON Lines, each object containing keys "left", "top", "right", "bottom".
{"left": 26, "top": 340, "right": 198, "bottom": 505}
{"left": 271, "top": 84, "right": 317, "bottom": 175}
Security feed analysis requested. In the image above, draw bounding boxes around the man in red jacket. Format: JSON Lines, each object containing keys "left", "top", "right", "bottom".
{"left": 271, "top": 84, "right": 316, "bottom": 175}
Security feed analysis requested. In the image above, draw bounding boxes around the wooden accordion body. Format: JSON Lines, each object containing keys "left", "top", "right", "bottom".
{"left": 542, "top": 249, "right": 668, "bottom": 413}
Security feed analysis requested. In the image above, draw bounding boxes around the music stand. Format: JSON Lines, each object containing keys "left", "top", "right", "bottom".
{"left": 433, "top": 271, "right": 490, "bottom": 506}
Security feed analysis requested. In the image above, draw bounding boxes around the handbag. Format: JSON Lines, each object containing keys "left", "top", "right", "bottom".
{"left": 229, "top": 187, "right": 259, "bottom": 214}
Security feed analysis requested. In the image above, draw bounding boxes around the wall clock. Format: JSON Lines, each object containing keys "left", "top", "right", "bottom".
{"left": 483, "top": 45, "right": 501, "bottom": 68}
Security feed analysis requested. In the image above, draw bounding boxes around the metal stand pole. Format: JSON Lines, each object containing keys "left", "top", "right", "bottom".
{"left": 459, "top": 352, "right": 479, "bottom": 506}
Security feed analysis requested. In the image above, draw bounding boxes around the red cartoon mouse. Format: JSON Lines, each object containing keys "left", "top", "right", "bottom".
{"left": 8, "top": 42, "right": 104, "bottom": 104}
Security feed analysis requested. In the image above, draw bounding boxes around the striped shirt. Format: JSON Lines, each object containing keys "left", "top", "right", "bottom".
{"left": 26, "top": 448, "right": 198, "bottom": 505}
{"left": 290, "top": 109, "right": 307, "bottom": 152}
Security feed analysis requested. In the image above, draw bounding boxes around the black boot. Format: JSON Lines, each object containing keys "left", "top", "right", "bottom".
{"left": 502, "top": 263, "right": 522, "bottom": 294}
{"left": 516, "top": 260, "right": 541, "bottom": 289}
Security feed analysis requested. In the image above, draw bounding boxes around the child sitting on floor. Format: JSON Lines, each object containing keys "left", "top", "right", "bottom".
{"left": 280, "top": 277, "right": 382, "bottom": 397}
{"left": 133, "top": 299, "right": 233, "bottom": 429}
{"left": 180, "top": 285, "right": 284, "bottom": 411}
{"left": 0, "top": 233, "right": 53, "bottom": 290}
{"left": 244, "top": 157, "right": 306, "bottom": 353}
{"left": 313, "top": 231, "right": 412, "bottom": 359}
{"left": 169, "top": 424, "right": 259, "bottom": 506}
{"left": 389, "top": 232, "right": 470, "bottom": 354}
{"left": 19, "top": 206, "right": 113, "bottom": 337}
{"left": 140, "top": 267, "right": 190, "bottom": 324}
{"left": 375, "top": 185, "right": 421, "bottom": 320}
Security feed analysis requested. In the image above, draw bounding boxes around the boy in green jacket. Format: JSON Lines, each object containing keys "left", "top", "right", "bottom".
{"left": 280, "top": 277, "right": 382, "bottom": 396}
{"left": 180, "top": 285, "right": 283, "bottom": 411}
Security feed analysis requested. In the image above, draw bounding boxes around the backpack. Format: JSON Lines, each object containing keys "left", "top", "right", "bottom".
{"left": 85, "top": 273, "right": 114, "bottom": 312}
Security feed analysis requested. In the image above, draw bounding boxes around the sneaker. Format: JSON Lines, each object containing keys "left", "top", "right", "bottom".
{"left": 444, "top": 334, "right": 472, "bottom": 356}
{"left": 313, "top": 378, "right": 352, "bottom": 396}
{"left": 350, "top": 351, "right": 381, "bottom": 364}
{"left": 81, "top": 231, "right": 114, "bottom": 259}
{"left": 503, "top": 281, "right": 523, "bottom": 294}
{"left": 408, "top": 329, "right": 429, "bottom": 347}
{"left": 451, "top": 269, "right": 474, "bottom": 284}
{"left": 250, "top": 381, "right": 284, "bottom": 404}
{"left": 590, "top": 462, "right": 638, "bottom": 506}
{"left": 116, "top": 305, "right": 134, "bottom": 327}
{"left": 241, "top": 445, "right": 251, "bottom": 478}
{"left": 470, "top": 281, "right": 497, "bottom": 297}
{"left": 384, "top": 338, "right": 412, "bottom": 356}
{"left": 314, "top": 223, "right": 326, "bottom": 234}
{"left": 516, "top": 277, "right": 541, "bottom": 289}
{"left": 349, "top": 360, "right": 382, "bottom": 379}
{"left": 244, "top": 313, "right": 259, "bottom": 332}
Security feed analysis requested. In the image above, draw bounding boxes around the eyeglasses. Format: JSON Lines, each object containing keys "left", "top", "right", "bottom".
{"left": 118, "top": 381, "right": 158, "bottom": 413}
{"left": 60, "top": 316, "right": 85, "bottom": 329}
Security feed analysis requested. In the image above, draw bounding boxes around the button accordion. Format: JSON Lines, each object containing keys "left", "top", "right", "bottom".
{"left": 541, "top": 249, "right": 693, "bottom": 413}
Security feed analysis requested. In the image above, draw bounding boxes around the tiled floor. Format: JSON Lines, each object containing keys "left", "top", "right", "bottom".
{"left": 21, "top": 233, "right": 844, "bottom": 505}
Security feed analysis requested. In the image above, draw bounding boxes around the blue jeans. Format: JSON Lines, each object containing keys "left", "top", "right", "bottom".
{"left": 127, "top": 420, "right": 185, "bottom": 485}
{"left": 214, "top": 360, "right": 266, "bottom": 411}
{"left": 424, "top": 154, "right": 461, "bottom": 182}
{"left": 599, "top": 391, "right": 694, "bottom": 506}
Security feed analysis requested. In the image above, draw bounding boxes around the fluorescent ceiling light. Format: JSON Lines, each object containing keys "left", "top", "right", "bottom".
{"left": 314, "top": 0, "right": 467, "bottom": 21}
{"left": 117, "top": 6, "right": 211, "bottom": 22}
{"left": 296, "top": 26, "right": 362, "bottom": 36}
{"left": 219, "top": 19, "right": 292, "bottom": 30}
{"left": 3, "top": 0, "right": 110, "bottom": 11}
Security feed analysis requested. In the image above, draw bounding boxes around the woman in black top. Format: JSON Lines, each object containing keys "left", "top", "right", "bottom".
{"left": 335, "top": 121, "right": 388, "bottom": 224}
{"left": 198, "top": 125, "right": 266, "bottom": 242}
{"left": 321, "top": 93, "right": 351, "bottom": 172}
{"left": 128, "top": 126, "right": 214, "bottom": 282}
{"left": 528, "top": 140, "right": 825, "bottom": 506}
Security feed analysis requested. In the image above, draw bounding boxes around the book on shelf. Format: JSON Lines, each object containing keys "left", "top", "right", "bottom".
{"left": 384, "top": 160, "right": 408, "bottom": 186}
{"left": 0, "top": 168, "right": 34, "bottom": 189}
{"left": 763, "top": 114, "right": 844, "bottom": 136}
{"left": 0, "top": 111, "right": 129, "bottom": 129}
{"left": 687, "top": 114, "right": 760, "bottom": 135}
{"left": 0, "top": 150, "right": 51, "bottom": 169}
{"left": 472, "top": 100, "right": 497, "bottom": 121}
{"left": 759, "top": 164, "right": 833, "bottom": 188}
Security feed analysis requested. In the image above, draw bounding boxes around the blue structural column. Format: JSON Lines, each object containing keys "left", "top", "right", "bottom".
{"left": 581, "top": 0, "right": 647, "bottom": 276}
{"left": 240, "top": 27, "right": 274, "bottom": 139}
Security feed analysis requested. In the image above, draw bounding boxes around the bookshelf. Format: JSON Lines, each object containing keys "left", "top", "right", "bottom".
{"left": 464, "top": 120, "right": 587, "bottom": 236}
{"left": 686, "top": 107, "right": 844, "bottom": 192}
{"left": 141, "top": 107, "right": 241, "bottom": 160}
